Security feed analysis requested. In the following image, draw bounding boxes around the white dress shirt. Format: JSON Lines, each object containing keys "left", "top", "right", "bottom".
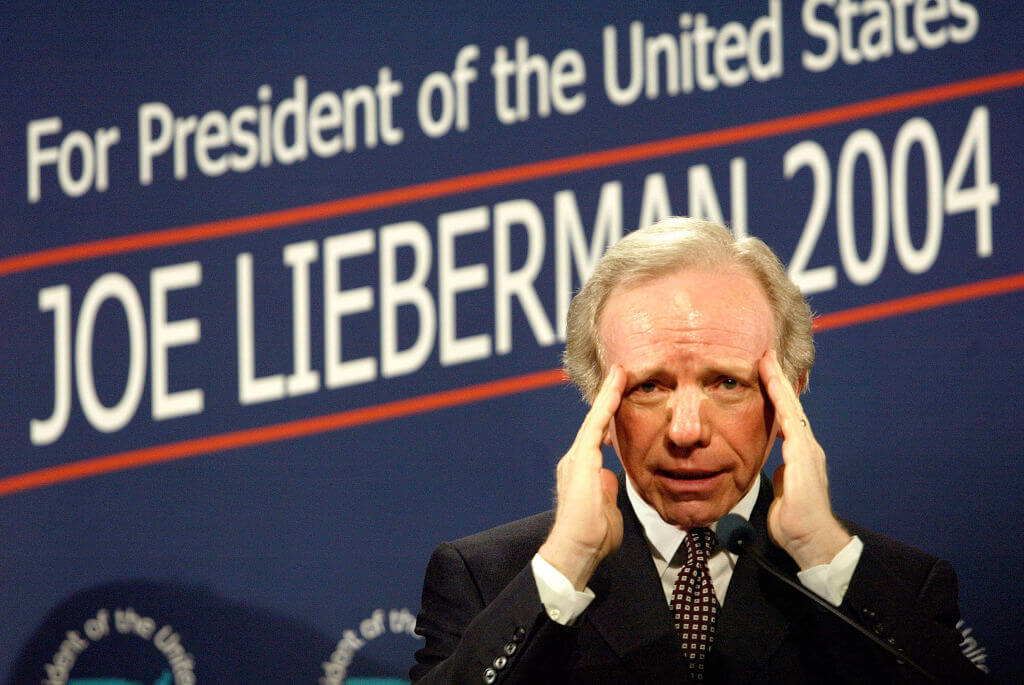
{"left": 532, "top": 475, "right": 863, "bottom": 625}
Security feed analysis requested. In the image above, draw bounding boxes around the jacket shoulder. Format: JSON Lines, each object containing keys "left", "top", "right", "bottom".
{"left": 845, "top": 520, "right": 940, "bottom": 566}
{"left": 437, "top": 511, "right": 555, "bottom": 597}
{"left": 447, "top": 510, "right": 555, "bottom": 558}
{"left": 842, "top": 519, "right": 953, "bottom": 597}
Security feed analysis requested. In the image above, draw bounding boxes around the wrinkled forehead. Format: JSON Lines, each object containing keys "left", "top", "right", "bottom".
{"left": 596, "top": 266, "right": 776, "bottom": 360}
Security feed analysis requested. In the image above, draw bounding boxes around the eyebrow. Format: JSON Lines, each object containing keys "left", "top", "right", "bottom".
{"left": 713, "top": 359, "right": 759, "bottom": 381}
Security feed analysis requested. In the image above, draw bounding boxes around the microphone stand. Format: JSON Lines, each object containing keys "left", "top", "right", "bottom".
{"left": 727, "top": 525, "right": 939, "bottom": 683}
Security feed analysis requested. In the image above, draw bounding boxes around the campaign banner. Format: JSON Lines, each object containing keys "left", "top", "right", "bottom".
{"left": 2, "top": 2, "right": 1020, "bottom": 682}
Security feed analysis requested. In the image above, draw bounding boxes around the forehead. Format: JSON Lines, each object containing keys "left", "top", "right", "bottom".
{"left": 598, "top": 267, "right": 774, "bottom": 359}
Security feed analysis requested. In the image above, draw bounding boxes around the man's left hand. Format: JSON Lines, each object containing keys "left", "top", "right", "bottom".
{"left": 759, "top": 349, "right": 852, "bottom": 570}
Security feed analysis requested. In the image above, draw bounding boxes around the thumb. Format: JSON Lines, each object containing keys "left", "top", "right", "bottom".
{"left": 772, "top": 463, "right": 786, "bottom": 497}
{"left": 599, "top": 469, "right": 619, "bottom": 505}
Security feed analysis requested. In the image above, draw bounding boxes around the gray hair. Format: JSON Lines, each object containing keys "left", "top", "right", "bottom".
{"left": 563, "top": 217, "right": 814, "bottom": 402}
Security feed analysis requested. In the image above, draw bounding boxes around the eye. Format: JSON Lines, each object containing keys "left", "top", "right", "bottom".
{"left": 718, "top": 377, "right": 740, "bottom": 390}
{"left": 637, "top": 380, "right": 658, "bottom": 394}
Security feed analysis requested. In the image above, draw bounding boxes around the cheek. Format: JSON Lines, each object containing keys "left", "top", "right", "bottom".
{"left": 719, "top": 398, "right": 772, "bottom": 451}
{"left": 621, "top": 402, "right": 660, "bottom": 430}
{"left": 611, "top": 405, "right": 657, "bottom": 455}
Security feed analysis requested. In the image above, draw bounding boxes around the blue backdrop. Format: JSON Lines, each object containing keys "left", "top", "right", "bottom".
{"left": 2, "top": 2, "right": 1021, "bottom": 682}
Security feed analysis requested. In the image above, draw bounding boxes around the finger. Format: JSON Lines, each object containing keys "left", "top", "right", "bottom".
{"left": 758, "top": 350, "right": 809, "bottom": 439}
{"left": 574, "top": 365, "right": 626, "bottom": 451}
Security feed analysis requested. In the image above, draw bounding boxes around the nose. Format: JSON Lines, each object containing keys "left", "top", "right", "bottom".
{"left": 666, "top": 385, "right": 709, "bottom": 448}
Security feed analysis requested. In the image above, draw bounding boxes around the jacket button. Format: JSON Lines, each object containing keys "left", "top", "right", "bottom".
{"left": 494, "top": 655, "right": 508, "bottom": 669}
{"left": 483, "top": 667, "right": 497, "bottom": 683}
{"left": 513, "top": 627, "right": 526, "bottom": 641}
{"left": 504, "top": 642, "right": 517, "bottom": 656}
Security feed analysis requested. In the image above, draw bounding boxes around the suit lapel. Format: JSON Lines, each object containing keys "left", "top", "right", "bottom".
{"left": 584, "top": 475, "right": 692, "bottom": 680}
{"left": 711, "top": 472, "right": 800, "bottom": 682}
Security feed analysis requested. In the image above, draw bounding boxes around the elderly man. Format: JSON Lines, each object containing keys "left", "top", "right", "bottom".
{"left": 411, "top": 218, "right": 985, "bottom": 683}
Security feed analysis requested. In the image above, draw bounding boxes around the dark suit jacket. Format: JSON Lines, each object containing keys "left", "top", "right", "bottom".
{"left": 411, "top": 473, "right": 987, "bottom": 683}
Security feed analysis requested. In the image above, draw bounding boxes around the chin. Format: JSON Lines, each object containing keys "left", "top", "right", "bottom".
{"left": 661, "top": 505, "right": 721, "bottom": 530}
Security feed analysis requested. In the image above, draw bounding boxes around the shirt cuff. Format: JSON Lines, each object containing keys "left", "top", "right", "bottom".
{"left": 796, "top": 535, "right": 864, "bottom": 607}
{"left": 530, "top": 553, "right": 595, "bottom": 625}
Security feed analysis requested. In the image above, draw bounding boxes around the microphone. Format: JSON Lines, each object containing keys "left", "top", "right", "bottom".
{"left": 716, "top": 513, "right": 938, "bottom": 683}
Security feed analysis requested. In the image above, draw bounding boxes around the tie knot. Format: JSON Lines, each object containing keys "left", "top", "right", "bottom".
{"left": 685, "top": 527, "right": 717, "bottom": 564}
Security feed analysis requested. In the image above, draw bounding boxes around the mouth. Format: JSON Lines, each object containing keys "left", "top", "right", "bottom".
{"left": 655, "top": 469, "right": 724, "bottom": 494}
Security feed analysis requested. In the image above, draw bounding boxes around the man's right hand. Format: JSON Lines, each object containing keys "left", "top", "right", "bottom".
{"left": 538, "top": 365, "right": 626, "bottom": 591}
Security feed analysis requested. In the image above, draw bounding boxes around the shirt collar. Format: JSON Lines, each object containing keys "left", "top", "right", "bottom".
{"left": 624, "top": 471, "right": 761, "bottom": 562}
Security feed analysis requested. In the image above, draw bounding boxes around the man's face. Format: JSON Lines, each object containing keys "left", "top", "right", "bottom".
{"left": 601, "top": 267, "right": 778, "bottom": 529}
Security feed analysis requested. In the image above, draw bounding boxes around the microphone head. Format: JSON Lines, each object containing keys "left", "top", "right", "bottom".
{"left": 717, "top": 513, "right": 755, "bottom": 554}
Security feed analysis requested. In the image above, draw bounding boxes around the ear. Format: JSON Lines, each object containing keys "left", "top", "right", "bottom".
{"left": 603, "top": 421, "right": 615, "bottom": 447}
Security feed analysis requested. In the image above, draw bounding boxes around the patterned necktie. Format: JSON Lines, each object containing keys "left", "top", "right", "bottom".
{"left": 671, "top": 527, "right": 719, "bottom": 681}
